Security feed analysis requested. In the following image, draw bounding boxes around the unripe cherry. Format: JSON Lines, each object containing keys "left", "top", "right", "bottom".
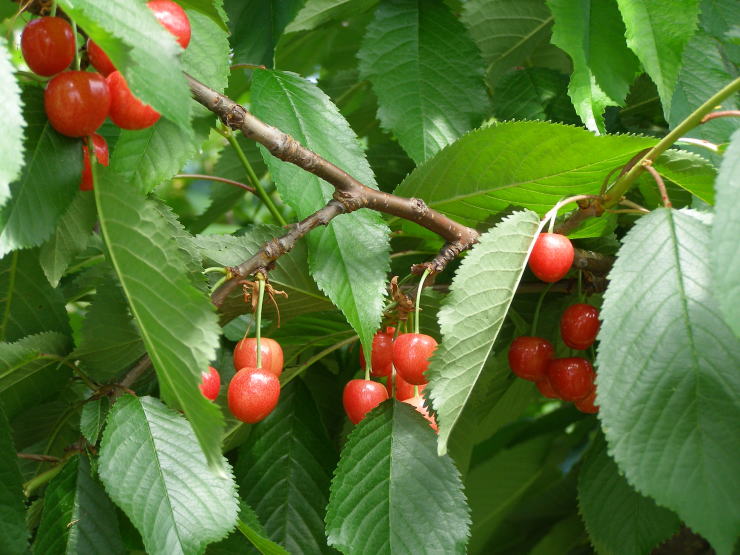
{"left": 233, "top": 337, "right": 284, "bottom": 376}
{"left": 227, "top": 367, "right": 280, "bottom": 423}
{"left": 199, "top": 366, "right": 220, "bottom": 401}
{"left": 360, "top": 327, "right": 395, "bottom": 377}
{"left": 342, "top": 379, "right": 388, "bottom": 424}
{"left": 560, "top": 303, "right": 600, "bottom": 350}
{"left": 392, "top": 333, "right": 437, "bottom": 385}
{"left": 21, "top": 17, "right": 75, "bottom": 76}
{"left": 528, "top": 233, "right": 574, "bottom": 282}
{"left": 508, "top": 336, "right": 554, "bottom": 382}
{"left": 545, "top": 357, "right": 595, "bottom": 402}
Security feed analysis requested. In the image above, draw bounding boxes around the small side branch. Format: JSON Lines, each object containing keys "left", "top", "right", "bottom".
{"left": 700, "top": 110, "right": 740, "bottom": 123}
{"left": 642, "top": 162, "right": 672, "bottom": 208}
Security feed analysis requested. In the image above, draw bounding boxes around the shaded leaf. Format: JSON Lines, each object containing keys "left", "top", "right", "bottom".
{"left": 0, "top": 332, "right": 70, "bottom": 393}
{"left": 325, "top": 400, "right": 470, "bottom": 554}
{"left": 652, "top": 149, "right": 717, "bottom": 205}
{"left": 426, "top": 211, "right": 542, "bottom": 455}
{"left": 0, "top": 37, "right": 24, "bottom": 210}
{"left": 285, "top": 0, "right": 378, "bottom": 32}
{"left": 597, "top": 208, "right": 740, "bottom": 554}
{"left": 79, "top": 397, "right": 110, "bottom": 445}
{"left": 0, "top": 402, "right": 27, "bottom": 554}
{"left": 99, "top": 396, "right": 239, "bottom": 554}
{"left": 491, "top": 68, "right": 576, "bottom": 124}
{"left": 358, "top": 0, "right": 488, "bottom": 163}
{"left": 178, "top": 0, "right": 228, "bottom": 30}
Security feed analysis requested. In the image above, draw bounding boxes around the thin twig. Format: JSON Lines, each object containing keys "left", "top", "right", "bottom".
{"left": 18, "top": 453, "right": 61, "bottom": 463}
{"left": 175, "top": 174, "right": 256, "bottom": 194}
{"left": 642, "top": 162, "right": 672, "bottom": 208}
{"left": 700, "top": 110, "right": 740, "bottom": 123}
{"left": 619, "top": 199, "right": 650, "bottom": 213}
{"left": 119, "top": 356, "right": 153, "bottom": 389}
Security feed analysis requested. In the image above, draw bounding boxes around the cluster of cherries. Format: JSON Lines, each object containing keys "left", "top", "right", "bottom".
{"left": 20, "top": 1, "right": 190, "bottom": 190}
{"left": 198, "top": 337, "right": 284, "bottom": 424}
{"left": 508, "top": 232, "right": 600, "bottom": 413}
{"left": 343, "top": 326, "right": 439, "bottom": 431}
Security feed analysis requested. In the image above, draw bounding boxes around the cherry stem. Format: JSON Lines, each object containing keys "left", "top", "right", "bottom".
{"left": 71, "top": 20, "right": 80, "bottom": 70}
{"left": 230, "top": 63, "right": 267, "bottom": 71}
{"left": 700, "top": 110, "right": 740, "bottom": 123}
{"left": 642, "top": 162, "right": 672, "bottom": 208}
{"left": 544, "top": 195, "right": 601, "bottom": 233}
{"left": 675, "top": 137, "right": 719, "bottom": 152}
{"left": 578, "top": 270, "right": 584, "bottom": 303}
{"left": 414, "top": 385, "right": 419, "bottom": 398}
{"left": 175, "top": 174, "right": 256, "bottom": 194}
{"left": 280, "top": 335, "right": 359, "bottom": 386}
{"left": 203, "top": 267, "right": 227, "bottom": 275}
{"left": 414, "top": 268, "right": 431, "bottom": 335}
{"left": 255, "top": 276, "right": 265, "bottom": 369}
{"left": 530, "top": 283, "right": 552, "bottom": 337}
{"left": 50, "top": 0, "right": 57, "bottom": 16}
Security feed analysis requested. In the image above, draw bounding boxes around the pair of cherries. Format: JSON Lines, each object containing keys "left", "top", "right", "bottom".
{"left": 509, "top": 303, "right": 600, "bottom": 413}
{"left": 343, "top": 327, "right": 438, "bottom": 430}
{"left": 199, "top": 337, "right": 284, "bottom": 425}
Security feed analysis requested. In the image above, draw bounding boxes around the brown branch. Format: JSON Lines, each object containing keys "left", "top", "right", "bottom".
{"left": 119, "top": 356, "right": 153, "bottom": 389}
{"left": 554, "top": 198, "right": 605, "bottom": 236}
{"left": 18, "top": 453, "right": 60, "bottom": 463}
{"left": 642, "top": 161, "right": 672, "bottom": 208}
{"left": 573, "top": 248, "right": 614, "bottom": 274}
{"left": 700, "top": 110, "right": 740, "bottom": 123}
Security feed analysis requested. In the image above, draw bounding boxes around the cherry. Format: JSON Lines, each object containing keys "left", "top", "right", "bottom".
{"left": 403, "top": 395, "right": 438, "bottom": 432}
{"left": 385, "top": 373, "right": 423, "bottom": 401}
{"left": 233, "top": 337, "right": 284, "bottom": 377}
{"left": 86, "top": 39, "right": 116, "bottom": 76}
{"left": 392, "top": 333, "right": 437, "bottom": 385}
{"left": 575, "top": 390, "right": 599, "bottom": 414}
{"left": 536, "top": 379, "right": 560, "bottom": 399}
{"left": 360, "top": 327, "right": 395, "bottom": 377}
{"left": 227, "top": 367, "right": 280, "bottom": 423}
{"left": 528, "top": 233, "right": 574, "bottom": 282}
{"left": 545, "top": 357, "right": 595, "bottom": 401}
{"left": 147, "top": 0, "right": 191, "bottom": 49}
{"left": 560, "top": 303, "right": 600, "bottom": 350}
{"left": 199, "top": 366, "right": 220, "bottom": 401}
{"left": 342, "top": 379, "right": 388, "bottom": 424}
{"left": 508, "top": 336, "right": 554, "bottom": 382}
{"left": 21, "top": 17, "right": 75, "bottom": 76}
{"left": 106, "top": 71, "right": 160, "bottom": 130}
{"left": 79, "top": 133, "right": 109, "bottom": 191}
{"left": 44, "top": 71, "right": 110, "bottom": 137}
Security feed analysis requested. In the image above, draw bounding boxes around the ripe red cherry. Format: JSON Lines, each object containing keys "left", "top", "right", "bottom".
{"left": 86, "top": 39, "right": 116, "bottom": 76}
{"left": 560, "top": 303, "right": 600, "bottom": 350}
{"left": 342, "top": 379, "right": 388, "bottom": 424}
{"left": 199, "top": 366, "right": 220, "bottom": 401}
{"left": 392, "top": 333, "right": 437, "bottom": 385}
{"left": 545, "top": 358, "right": 595, "bottom": 401}
{"left": 233, "top": 337, "right": 284, "bottom": 377}
{"left": 44, "top": 71, "right": 110, "bottom": 137}
{"left": 147, "top": 0, "right": 191, "bottom": 49}
{"left": 528, "top": 233, "right": 574, "bottom": 282}
{"left": 106, "top": 71, "right": 160, "bottom": 130}
{"left": 21, "top": 17, "right": 75, "bottom": 76}
{"left": 403, "top": 395, "right": 438, "bottom": 432}
{"left": 508, "top": 336, "right": 554, "bottom": 382}
{"left": 385, "top": 373, "right": 424, "bottom": 401}
{"left": 360, "top": 327, "right": 395, "bottom": 377}
{"left": 227, "top": 367, "right": 280, "bottom": 423}
{"left": 79, "top": 133, "right": 109, "bottom": 191}
{"left": 575, "top": 390, "right": 599, "bottom": 414}
{"left": 536, "top": 379, "right": 560, "bottom": 399}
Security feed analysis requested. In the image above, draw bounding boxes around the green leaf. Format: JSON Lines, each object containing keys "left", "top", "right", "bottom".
{"left": 426, "top": 211, "right": 541, "bottom": 455}
{"left": 0, "top": 332, "right": 70, "bottom": 392}
{"left": 74, "top": 278, "right": 145, "bottom": 382}
{"left": 236, "top": 380, "right": 337, "bottom": 553}
{"left": 712, "top": 129, "right": 740, "bottom": 335}
{"left": 194, "top": 228, "right": 333, "bottom": 323}
{"left": 529, "top": 515, "right": 587, "bottom": 555}
{"left": 0, "top": 88, "right": 81, "bottom": 258}
{"left": 0, "top": 403, "right": 28, "bottom": 554}
{"left": 393, "top": 122, "right": 657, "bottom": 229}
{"left": 460, "top": 0, "right": 554, "bottom": 84}
{"left": 99, "top": 396, "right": 239, "bottom": 554}
{"left": 578, "top": 432, "right": 680, "bottom": 555}
{"left": 325, "top": 400, "right": 470, "bottom": 554}
{"left": 225, "top": 0, "right": 304, "bottom": 67}
{"left": 616, "top": 0, "right": 701, "bottom": 117}
{"left": 0, "top": 249, "right": 71, "bottom": 343}
{"left": 34, "top": 456, "right": 125, "bottom": 555}
{"left": 57, "top": 0, "right": 192, "bottom": 131}
{"left": 597, "top": 208, "right": 740, "bottom": 554}
{"left": 491, "top": 68, "right": 575, "bottom": 123}
{"left": 548, "top": 0, "right": 639, "bottom": 132}
{"left": 285, "top": 0, "right": 378, "bottom": 33}
{"left": 652, "top": 149, "right": 717, "bottom": 204}
{"left": 358, "top": 0, "right": 488, "bottom": 163}
{"left": 182, "top": 7, "right": 231, "bottom": 95}
{"left": 79, "top": 397, "right": 110, "bottom": 445}
{"left": 212, "top": 499, "right": 289, "bottom": 555}
{"left": 93, "top": 167, "right": 224, "bottom": 469}
{"left": 0, "top": 38, "right": 24, "bottom": 210}
{"left": 251, "top": 70, "right": 390, "bottom": 350}
{"left": 178, "top": 0, "right": 228, "bottom": 30}
{"left": 39, "top": 192, "right": 97, "bottom": 287}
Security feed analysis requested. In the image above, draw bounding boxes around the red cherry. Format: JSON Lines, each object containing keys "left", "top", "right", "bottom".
{"left": 342, "top": 379, "right": 388, "bottom": 424}
{"left": 21, "top": 17, "right": 75, "bottom": 76}
{"left": 546, "top": 358, "right": 595, "bottom": 402}
{"left": 403, "top": 395, "right": 438, "bottom": 432}
{"left": 147, "top": 0, "right": 191, "bottom": 49}
{"left": 392, "top": 333, "right": 437, "bottom": 385}
{"left": 199, "top": 366, "right": 220, "bottom": 401}
{"left": 44, "top": 71, "right": 110, "bottom": 137}
{"left": 106, "top": 71, "right": 160, "bottom": 130}
{"left": 79, "top": 133, "right": 109, "bottom": 191}
{"left": 360, "top": 327, "right": 395, "bottom": 377}
{"left": 508, "top": 336, "right": 554, "bottom": 382}
{"left": 385, "top": 373, "right": 424, "bottom": 401}
{"left": 227, "top": 367, "right": 280, "bottom": 423}
{"left": 560, "top": 303, "right": 600, "bottom": 350}
{"left": 536, "top": 379, "right": 560, "bottom": 399}
{"left": 86, "top": 39, "right": 116, "bottom": 76}
{"left": 575, "top": 389, "right": 599, "bottom": 414}
{"left": 528, "top": 233, "right": 574, "bottom": 282}
{"left": 233, "top": 337, "right": 284, "bottom": 376}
